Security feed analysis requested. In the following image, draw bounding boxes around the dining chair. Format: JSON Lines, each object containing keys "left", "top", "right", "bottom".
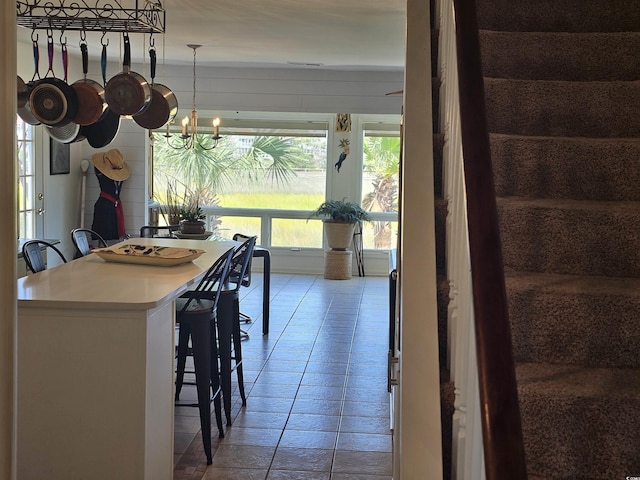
{"left": 232, "top": 232, "right": 255, "bottom": 331}
{"left": 217, "top": 235, "right": 257, "bottom": 425}
{"left": 139, "top": 225, "right": 179, "bottom": 238}
{"left": 70, "top": 228, "right": 108, "bottom": 258}
{"left": 22, "top": 240, "right": 67, "bottom": 274}
{"left": 174, "top": 246, "right": 235, "bottom": 465}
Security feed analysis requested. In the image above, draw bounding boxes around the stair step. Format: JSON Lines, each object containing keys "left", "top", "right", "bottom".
{"left": 506, "top": 270, "right": 640, "bottom": 367}
{"left": 485, "top": 78, "right": 640, "bottom": 137}
{"left": 491, "top": 134, "right": 640, "bottom": 201}
{"left": 480, "top": 31, "right": 640, "bottom": 81}
{"left": 476, "top": 0, "right": 640, "bottom": 32}
{"left": 516, "top": 362, "right": 640, "bottom": 479}
{"left": 497, "top": 197, "right": 640, "bottom": 277}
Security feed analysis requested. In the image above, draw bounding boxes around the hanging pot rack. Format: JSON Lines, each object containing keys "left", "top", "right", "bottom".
{"left": 16, "top": 0, "right": 165, "bottom": 35}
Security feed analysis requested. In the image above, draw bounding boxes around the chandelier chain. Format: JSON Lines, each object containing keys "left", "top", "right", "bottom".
{"left": 192, "top": 47, "right": 197, "bottom": 112}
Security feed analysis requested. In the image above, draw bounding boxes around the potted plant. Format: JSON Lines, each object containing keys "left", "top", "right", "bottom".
{"left": 310, "top": 199, "right": 371, "bottom": 250}
{"left": 179, "top": 198, "right": 206, "bottom": 234}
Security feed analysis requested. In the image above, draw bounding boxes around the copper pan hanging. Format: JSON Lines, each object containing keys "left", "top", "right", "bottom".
{"left": 71, "top": 39, "right": 107, "bottom": 126}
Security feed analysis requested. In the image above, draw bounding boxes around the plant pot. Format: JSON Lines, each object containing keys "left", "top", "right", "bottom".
{"left": 324, "top": 221, "right": 356, "bottom": 250}
{"left": 168, "top": 213, "right": 181, "bottom": 226}
{"left": 180, "top": 220, "right": 206, "bottom": 234}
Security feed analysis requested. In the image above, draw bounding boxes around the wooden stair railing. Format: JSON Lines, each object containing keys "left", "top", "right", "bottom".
{"left": 451, "top": 0, "right": 527, "bottom": 477}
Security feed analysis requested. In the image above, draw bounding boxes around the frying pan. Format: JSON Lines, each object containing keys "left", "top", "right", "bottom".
{"left": 17, "top": 75, "right": 28, "bottom": 107}
{"left": 45, "top": 122, "right": 84, "bottom": 144}
{"left": 29, "top": 36, "right": 79, "bottom": 127}
{"left": 134, "top": 47, "right": 178, "bottom": 130}
{"left": 71, "top": 42, "right": 107, "bottom": 126}
{"left": 17, "top": 75, "right": 40, "bottom": 126}
{"left": 18, "top": 39, "right": 42, "bottom": 126}
{"left": 104, "top": 33, "right": 151, "bottom": 116}
{"left": 81, "top": 42, "right": 121, "bottom": 148}
{"left": 46, "top": 39, "right": 84, "bottom": 143}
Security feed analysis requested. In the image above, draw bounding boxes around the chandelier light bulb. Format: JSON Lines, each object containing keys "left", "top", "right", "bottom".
{"left": 181, "top": 116, "right": 189, "bottom": 137}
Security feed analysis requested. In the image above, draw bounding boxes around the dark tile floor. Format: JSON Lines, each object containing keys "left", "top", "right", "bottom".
{"left": 173, "top": 273, "right": 393, "bottom": 480}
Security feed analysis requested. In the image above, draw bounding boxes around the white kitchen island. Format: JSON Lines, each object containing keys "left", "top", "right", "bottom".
{"left": 16, "top": 238, "right": 236, "bottom": 480}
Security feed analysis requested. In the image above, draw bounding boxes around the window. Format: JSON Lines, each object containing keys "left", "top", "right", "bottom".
{"left": 361, "top": 123, "right": 400, "bottom": 250}
{"left": 154, "top": 119, "right": 327, "bottom": 209}
{"left": 153, "top": 117, "right": 328, "bottom": 246}
{"left": 17, "top": 116, "right": 35, "bottom": 239}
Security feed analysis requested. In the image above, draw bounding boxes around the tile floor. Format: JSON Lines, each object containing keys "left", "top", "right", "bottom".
{"left": 173, "top": 273, "right": 393, "bottom": 480}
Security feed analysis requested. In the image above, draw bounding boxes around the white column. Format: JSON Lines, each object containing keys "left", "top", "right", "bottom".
{"left": 397, "top": 0, "right": 443, "bottom": 478}
{"left": 0, "top": 2, "right": 17, "bottom": 479}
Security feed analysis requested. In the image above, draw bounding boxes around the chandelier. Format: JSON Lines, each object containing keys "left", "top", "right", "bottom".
{"left": 165, "top": 44, "right": 221, "bottom": 150}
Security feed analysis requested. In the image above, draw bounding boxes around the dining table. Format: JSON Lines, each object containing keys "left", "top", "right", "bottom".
{"left": 15, "top": 237, "right": 241, "bottom": 480}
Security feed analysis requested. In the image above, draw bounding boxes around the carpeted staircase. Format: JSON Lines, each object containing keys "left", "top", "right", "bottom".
{"left": 432, "top": 1, "right": 640, "bottom": 478}
{"left": 463, "top": 0, "right": 640, "bottom": 478}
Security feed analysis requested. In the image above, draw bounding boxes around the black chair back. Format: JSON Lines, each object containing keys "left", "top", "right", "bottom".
{"left": 139, "top": 225, "right": 180, "bottom": 238}
{"left": 227, "top": 235, "right": 257, "bottom": 293}
{"left": 71, "top": 228, "right": 108, "bottom": 258}
{"left": 178, "top": 247, "right": 235, "bottom": 315}
{"left": 232, "top": 233, "right": 256, "bottom": 288}
{"left": 22, "top": 240, "right": 67, "bottom": 273}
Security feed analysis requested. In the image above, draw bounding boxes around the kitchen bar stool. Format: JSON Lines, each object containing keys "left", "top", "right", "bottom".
{"left": 71, "top": 228, "right": 108, "bottom": 258}
{"left": 217, "top": 235, "right": 256, "bottom": 425}
{"left": 139, "top": 225, "right": 179, "bottom": 238}
{"left": 232, "top": 232, "right": 255, "bottom": 338}
{"left": 22, "top": 240, "right": 67, "bottom": 273}
{"left": 174, "top": 247, "right": 234, "bottom": 464}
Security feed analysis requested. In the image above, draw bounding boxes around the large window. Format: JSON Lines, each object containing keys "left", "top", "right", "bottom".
{"left": 17, "top": 116, "right": 35, "bottom": 239}
{"left": 154, "top": 117, "right": 328, "bottom": 245}
{"left": 154, "top": 120, "right": 327, "bottom": 207}
{"left": 152, "top": 113, "right": 400, "bottom": 251}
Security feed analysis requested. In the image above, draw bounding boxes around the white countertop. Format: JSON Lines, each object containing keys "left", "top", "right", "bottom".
{"left": 17, "top": 238, "right": 237, "bottom": 310}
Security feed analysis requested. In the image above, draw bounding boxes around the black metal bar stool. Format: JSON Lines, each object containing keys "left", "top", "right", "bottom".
{"left": 232, "top": 232, "right": 256, "bottom": 335}
{"left": 22, "top": 240, "right": 67, "bottom": 273}
{"left": 217, "top": 235, "right": 256, "bottom": 425}
{"left": 70, "top": 228, "right": 108, "bottom": 258}
{"left": 174, "top": 247, "right": 234, "bottom": 465}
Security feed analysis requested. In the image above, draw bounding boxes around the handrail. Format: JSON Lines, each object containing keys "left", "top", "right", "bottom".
{"left": 451, "top": 0, "right": 528, "bottom": 478}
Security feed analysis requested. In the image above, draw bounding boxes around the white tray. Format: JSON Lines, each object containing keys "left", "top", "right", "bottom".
{"left": 93, "top": 244, "right": 205, "bottom": 267}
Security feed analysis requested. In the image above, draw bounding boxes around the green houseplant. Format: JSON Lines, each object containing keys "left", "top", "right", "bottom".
{"left": 310, "top": 199, "right": 371, "bottom": 250}
{"left": 310, "top": 199, "right": 372, "bottom": 224}
{"left": 179, "top": 197, "right": 206, "bottom": 234}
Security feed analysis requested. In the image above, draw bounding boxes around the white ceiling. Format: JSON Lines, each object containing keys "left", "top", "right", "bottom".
{"left": 17, "top": 0, "right": 407, "bottom": 71}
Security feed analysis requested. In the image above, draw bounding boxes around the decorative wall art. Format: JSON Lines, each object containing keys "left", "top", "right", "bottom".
{"left": 336, "top": 113, "right": 351, "bottom": 132}
{"left": 50, "top": 138, "right": 70, "bottom": 175}
{"left": 335, "top": 138, "right": 350, "bottom": 172}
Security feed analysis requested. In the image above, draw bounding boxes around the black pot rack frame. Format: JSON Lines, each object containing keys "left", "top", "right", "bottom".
{"left": 16, "top": 0, "right": 165, "bottom": 34}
